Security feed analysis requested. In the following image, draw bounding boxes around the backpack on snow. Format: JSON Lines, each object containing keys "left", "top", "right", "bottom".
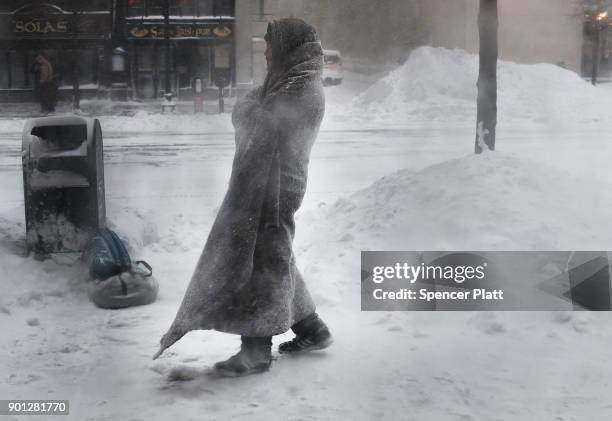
{"left": 83, "top": 228, "right": 158, "bottom": 309}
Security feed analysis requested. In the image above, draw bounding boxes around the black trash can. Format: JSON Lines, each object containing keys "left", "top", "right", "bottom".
{"left": 22, "top": 116, "right": 106, "bottom": 256}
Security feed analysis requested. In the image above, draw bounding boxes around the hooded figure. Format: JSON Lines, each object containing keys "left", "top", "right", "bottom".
{"left": 155, "top": 18, "right": 332, "bottom": 376}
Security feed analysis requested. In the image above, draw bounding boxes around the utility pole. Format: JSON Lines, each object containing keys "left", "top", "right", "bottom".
{"left": 163, "top": 0, "right": 172, "bottom": 95}
{"left": 474, "top": 0, "right": 498, "bottom": 154}
{"left": 71, "top": 0, "right": 81, "bottom": 110}
{"left": 591, "top": 9, "right": 608, "bottom": 85}
{"left": 592, "top": 25, "right": 601, "bottom": 85}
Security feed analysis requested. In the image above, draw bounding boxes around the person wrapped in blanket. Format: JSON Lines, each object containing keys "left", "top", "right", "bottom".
{"left": 154, "top": 18, "right": 332, "bottom": 377}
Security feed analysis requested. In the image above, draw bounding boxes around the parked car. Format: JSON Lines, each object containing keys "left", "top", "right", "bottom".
{"left": 322, "top": 49, "right": 343, "bottom": 86}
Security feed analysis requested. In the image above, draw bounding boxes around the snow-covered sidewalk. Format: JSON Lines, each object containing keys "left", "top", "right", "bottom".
{"left": 2, "top": 150, "right": 612, "bottom": 420}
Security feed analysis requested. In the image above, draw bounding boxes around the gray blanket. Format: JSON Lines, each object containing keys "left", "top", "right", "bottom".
{"left": 155, "top": 19, "right": 325, "bottom": 358}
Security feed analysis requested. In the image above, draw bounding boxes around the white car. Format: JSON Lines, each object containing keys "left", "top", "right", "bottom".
{"left": 322, "top": 49, "right": 343, "bottom": 86}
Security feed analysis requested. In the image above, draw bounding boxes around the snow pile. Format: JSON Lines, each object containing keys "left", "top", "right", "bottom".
{"left": 347, "top": 46, "right": 611, "bottom": 126}
{"left": 0, "top": 213, "right": 87, "bottom": 311}
{"left": 0, "top": 110, "right": 234, "bottom": 137}
{"left": 99, "top": 110, "right": 233, "bottom": 134}
{"left": 355, "top": 47, "right": 477, "bottom": 114}
{"left": 0, "top": 118, "right": 26, "bottom": 132}
{"left": 0, "top": 47, "right": 609, "bottom": 134}
{"left": 301, "top": 152, "right": 612, "bottom": 256}
{"left": 3, "top": 147, "right": 612, "bottom": 418}
{"left": 106, "top": 206, "right": 160, "bottom": 255}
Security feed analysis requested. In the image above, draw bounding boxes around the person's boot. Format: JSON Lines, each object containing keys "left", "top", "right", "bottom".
{"left": 213, "top": 336, "right": 272, "bottom": 377}
{"left": 278, "top": 313, "right": 333, "bottom": 354}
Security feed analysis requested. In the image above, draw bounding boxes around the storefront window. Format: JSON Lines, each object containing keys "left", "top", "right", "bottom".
{"left": 170, "top": 0, "right": 197, "bottom": 16}
{"left": 135, "top": 45, "right": 168, "bottom": 98}
{"left": 0, "top": 1, "right": 109, "bottom": 97}
{"left": 81, "top": 1, "right": 110, "bottom": 11}
{"left": 7, "top": 51, "right": 26, "bottom": 88}
{"left": 0, "top": 53, "right": 8, "bottom": 88}
{"left": 127, "top": 0, "right": 165, "bottom": 17}
{"left": 147, "top": 1, "right": 164, "bottom": 17}
{"left": 197, "top": 0, "right": 214, "bottom": 16}
{"left": 77, "top": 48, "right": 100, "bottom": 86}
{"left": 196, "top": 0, "right": 235, "bottom": 17}
{"left": 214, "top": 44, "right": 231, "bottom": 69}
{"left": 214, "top": 0, "right": 234, "bottom": 17}
{"left": 127, "top": 0, "right": 145, "bottom": 17}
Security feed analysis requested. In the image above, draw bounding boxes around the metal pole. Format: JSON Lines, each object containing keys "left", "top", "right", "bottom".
{"left": 218, "top": 85, "right": 224, "bottom": 113}
{"left": 592, "top": 24, "right": 601, "bottom": 86}
{"left": 6, "top": 51, "right": 11, "bottom": 89}
{"left": 164, "top": 0, "right": 171, "bottom": 95}
{"left": 474, "top": 0, "right": 498, "bottom": 154}
{"left": 72, "top": 0, "right": 81, "bottom": 110}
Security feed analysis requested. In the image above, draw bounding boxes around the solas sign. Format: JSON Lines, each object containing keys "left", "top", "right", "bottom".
{"left": 14, "top": 19, "right": 69, "bottom": 34}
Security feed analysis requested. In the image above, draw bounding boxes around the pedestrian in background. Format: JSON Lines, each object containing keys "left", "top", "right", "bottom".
{"left": 31, "top": 54, "right": 56, "bottom": 113}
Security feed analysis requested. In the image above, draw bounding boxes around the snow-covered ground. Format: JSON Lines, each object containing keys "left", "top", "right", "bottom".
{"left": 2, "top": 47, "right": 612, "bottom": 420}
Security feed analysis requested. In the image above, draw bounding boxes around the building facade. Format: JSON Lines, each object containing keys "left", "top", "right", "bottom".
{"left": 424, "top": 0, "right": 584, "bottom": 74}
{"left": 120, "top": 0, "right": 236, "bottom": 100}
{"left": 2, "top": 0, "right": 604, "bottom": 104}
{"left": 0, "top": 0, "right": 260, "bottom": 102}
{"left": 0, "top": 0, "right": 113, "bottom": 101}
{"left": 270, "top": 0, "right": 595, "bottom": 77}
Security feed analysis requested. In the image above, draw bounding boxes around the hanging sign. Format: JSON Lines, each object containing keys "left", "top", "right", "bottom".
{"left": 127, "top": 23, "right": 233, "bottom": 39}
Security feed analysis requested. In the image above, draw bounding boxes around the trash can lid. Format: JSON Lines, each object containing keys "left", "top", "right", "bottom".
{"left": 22, "top": 116, "right": 98, "bottom": 153}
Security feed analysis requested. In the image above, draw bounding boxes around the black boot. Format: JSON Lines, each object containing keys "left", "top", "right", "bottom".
{"left": 213, "top": 336, "right": 272, "bottom": 377}
{"left": 278, "top": 313, "right": 333, "bottom": 354}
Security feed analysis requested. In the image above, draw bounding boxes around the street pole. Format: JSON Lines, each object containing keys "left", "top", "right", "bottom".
{"left": 592, "top": 9, "right": 609, "bottom": 86}
{"left": 71, "top": 0, "right": 81, "bottom": 110}
{"left": 218, "top": 85, "right": 224, "bottom": 113}
{"left": 474, "top": 0, "right": 498, "bottom": 154}
{"left": 592, "top": 24, "right": 601, "bottom": 85}
{"left": 163, "top": 0, "right": 171, "bottom": 95}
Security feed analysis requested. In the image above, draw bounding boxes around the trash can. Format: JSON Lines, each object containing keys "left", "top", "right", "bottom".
{"left": 22, "top": 116, "right": 106, "bottom": 256}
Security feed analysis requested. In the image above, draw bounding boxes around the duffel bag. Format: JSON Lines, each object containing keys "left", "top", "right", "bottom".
{"left": 84, "top": 228, "right": 158, "bottom": 309}
{"left": 89, "top": 261, "right": 159, "bottom": 309}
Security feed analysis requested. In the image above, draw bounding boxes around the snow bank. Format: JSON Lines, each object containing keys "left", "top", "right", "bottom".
{"left": 0, "top": 118, "right": 26, "bottom": 133}
{"left": 0, "top": 110, "right": 234, "bottom": 136}
{"left": 99, "top": 110, "right": 233, "bottom": 134}
{"left": 3, "top": 146, "right": 612, "bottom": 419}
{"left": 0, "top": 210, "right": 87, "bottom": 310}
{"left": 344, "top": 46, "right": 612, "bottom": 127}
{"left": 302, "top": 151, "right": 612, "bottom": 255}
{"left": 106, "top": 206, "right": 160, "bottom": 256}
{"left": 3, "top": 46, "right": 608, "bottom": 134}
